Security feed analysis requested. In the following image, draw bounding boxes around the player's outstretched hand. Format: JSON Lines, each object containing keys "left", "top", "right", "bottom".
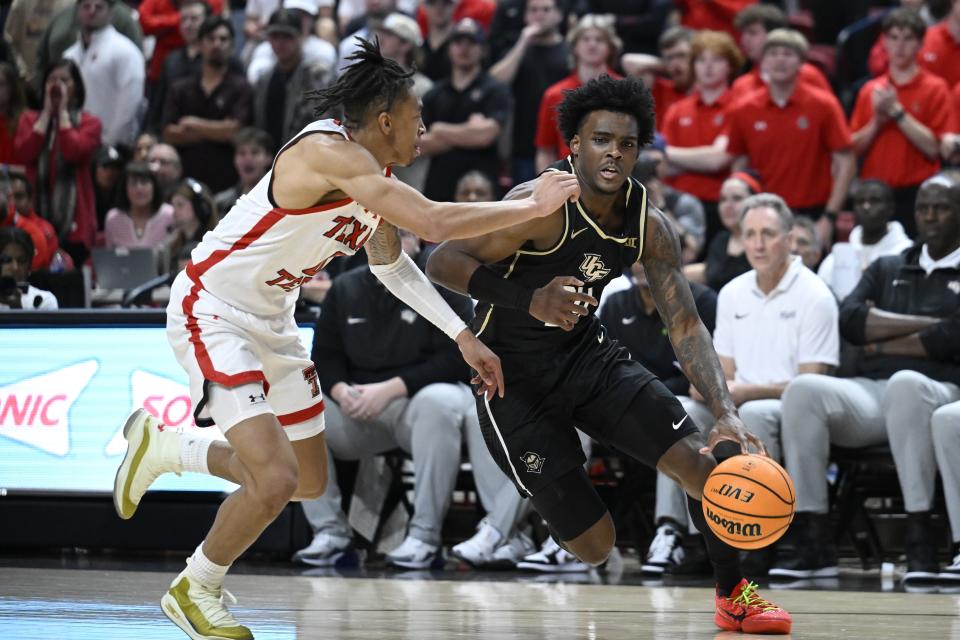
{"left": 529, "top": 171, "right": 581, "bottom": 217}
{"left": 455, "top": 330, "right": 505, "bottom": 400}
{"left": 699, "top": 412, "right": 768, "bottom": 457}
{"left": 529, "top": 276, "right": 598, "bottom": 331}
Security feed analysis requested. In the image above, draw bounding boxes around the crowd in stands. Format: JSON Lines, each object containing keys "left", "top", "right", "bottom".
{"left": 2, "top": 0, "right": 960, "bottom": 583}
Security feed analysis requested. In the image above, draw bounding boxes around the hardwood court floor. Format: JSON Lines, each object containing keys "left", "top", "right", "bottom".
{"left": 2, "top": 565, "right": 959, "bottom": 640}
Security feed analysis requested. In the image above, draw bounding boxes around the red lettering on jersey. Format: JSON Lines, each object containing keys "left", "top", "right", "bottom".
{"left": 341, "top": 220, "right": 369, "bottom": 250}
{"left": 302, "top": 365, "right": 320, "bottom": 398}
{"left": 323, "top": 215, "right": 355, "bottom": 240}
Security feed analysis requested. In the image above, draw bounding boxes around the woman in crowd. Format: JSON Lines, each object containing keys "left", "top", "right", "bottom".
{"left": 15, "top": 59, "right": 101, "bottom": 266}
{"left": 164, "top": 177, "right": 218, "bottom": 272}
{"left": 104, "top": 161, "right": 174, "bottom": 250}
{"left": 684, "top": 172, "right": 758, "bottom": 292}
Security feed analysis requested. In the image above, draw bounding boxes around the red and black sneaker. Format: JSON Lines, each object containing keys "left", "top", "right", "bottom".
{"left": 714, "top": 578, "right": 792, "bottom": 634}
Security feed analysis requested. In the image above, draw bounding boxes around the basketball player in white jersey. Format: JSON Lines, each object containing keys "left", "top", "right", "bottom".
{"left": 111, "top": 39, "right": 580, "bottom": 640}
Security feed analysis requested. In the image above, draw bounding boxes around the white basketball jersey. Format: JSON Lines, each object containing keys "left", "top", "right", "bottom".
{"left": 184, "top": 119, "right": 384, "bottom": 316}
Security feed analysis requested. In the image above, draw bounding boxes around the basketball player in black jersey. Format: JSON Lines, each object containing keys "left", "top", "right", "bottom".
{"left": 427, "top": 76, "right": 792, "bottom": 634}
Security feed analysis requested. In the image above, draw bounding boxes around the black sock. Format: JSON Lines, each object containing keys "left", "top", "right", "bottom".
{"left": 687, "top": 494, "right": 742, "bottom": 595}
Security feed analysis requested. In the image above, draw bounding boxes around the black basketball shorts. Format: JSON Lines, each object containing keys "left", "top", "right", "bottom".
{"left": 473, "top": 329, "right": 701, "bottom": 497}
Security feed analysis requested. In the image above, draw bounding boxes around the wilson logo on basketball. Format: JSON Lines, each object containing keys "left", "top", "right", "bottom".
{"left": 705, "top": 506, "right": 763, "bottom": 538}
{"left": 713, "top": 482, "right": 756, "bottom": 504}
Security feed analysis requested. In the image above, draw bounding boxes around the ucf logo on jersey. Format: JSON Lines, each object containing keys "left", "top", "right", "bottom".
{"left": 579, "top": 253, "right": 611, "bottom": 282}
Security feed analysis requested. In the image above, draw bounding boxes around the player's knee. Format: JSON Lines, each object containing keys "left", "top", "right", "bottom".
{"left": 658, "top": 437, "right": 715, "bottom": 499}
{"left": 250, "top": 464, "right": 299, "bottom": 510}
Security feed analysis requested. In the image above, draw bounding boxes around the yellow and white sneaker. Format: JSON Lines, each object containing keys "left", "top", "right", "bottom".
{"left": 113, "top": 408, "right": 182, "bottom": 519}
{"left": 161, "top": 569, "right": 254, "bottom": 640}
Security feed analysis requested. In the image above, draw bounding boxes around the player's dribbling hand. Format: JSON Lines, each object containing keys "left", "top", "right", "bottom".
{"left": 529, "top": 276, "right": 597, "bottom": 331}
{"left": 455, "top": 330, "right": 505, "bottom": 400}
{"left": 529, "top": 171, "right": 581, "bottom": 217}
{"left": 700, "top": 413, "right": 768, "bottom": 457}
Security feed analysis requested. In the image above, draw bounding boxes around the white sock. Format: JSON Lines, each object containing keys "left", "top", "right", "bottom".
{"left": 187, "top": 542, "right": 230, "bottom": 589}
{"left": 179, "top": 435, "right": 212, "bottom": 475}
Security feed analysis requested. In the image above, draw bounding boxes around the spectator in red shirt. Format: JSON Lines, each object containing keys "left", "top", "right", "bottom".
{"left": 416, "top": 0, "right": 495, "bottom": 39}
{"left": 533, "top": 14, "right": 621, "bottom": 172}
{"left": 623, "top": 27, "right": 694, "bottom": 119}
{"left": 139, "top": 0, "right": 224, "bottom": 86}
{"left": 666, "top": 29, "right": 855, "bottom": 246}
{"left": 0, "top": 62, "right": 25, "bottom": 166}
{"left": 941, "top": 82, "right": 960, "bottom": 165}
{"left": 661, "top": 30, "right": 743, "bottom": 242}
{"left": 919, "top": 0, "right": 960, "bottom": 86}
{"left": 15, "top": 59, "right": 101, "bottom": 267}
{"left": 675, "top": 0, "right": 758, "bottom": 39}
{"left": 851, "top": 8, "right": 952, "bottom": 236}
{"left": 731, "top": 4, "right": 831, "bottom": 95}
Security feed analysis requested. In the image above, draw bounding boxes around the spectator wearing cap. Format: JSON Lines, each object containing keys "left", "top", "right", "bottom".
{"left": 248, "top": 0, "right": 337, "bottom": 86}
{"left": 851, "top": 8, "right": 953, "bottom": 237}
{"left": 64, "top": 0, "right": 144, "bottom": 148}
{"left": 139, "top": 0, "right": 223, "bottom": 87}
{"left": 375, "top": 12, "right": 430, "bottom": 95}
{"left": 214, "top": 127, "right": 274, "bottom": 215}
{"left": 375, "top": 12, "right": 434, "bottom": 193}
{"left": 420, "top": 18, "right": 511, "bottom": 202}
{"left": 35, "top": 0, "right": 143, "bottom": 99}
{"left": 534, "top": 14, "right": 621, "bottom": 172}
{"left": 161, "top": 16, "right": 254, "bottom": 193}
{"left": 104, "top": 161, "right": 175, "bottom": 250}
{"left": 146, "top": 142, "right": 183, "bottom": 202}
{"left": 622, "top": 27, "right": 694, "bottom": 118}
{"left": 667, "top": 29, "right": 855, "bottom": 246}
{"left": 818, "top": 179, "right": 913, "bottom": 300}
{"left": 337, "top": 0, "right": 397, "bottom": 76}
{"left": 730, "top": 4, "right": 831, "bottom": 95}
{"left": 253, "top": 9, "right": 336, "bottom": 147}
{"left": 93, "top": 144, "right": 124, "bottom": 229}
{"left": 488, "top": 0, "right": 568, "bottom": 185}
{"left": 146, "top": 0, "right": 214, "bottom": 134}
{"left": 0, "top": 227, "right": 58, "bottom": 310}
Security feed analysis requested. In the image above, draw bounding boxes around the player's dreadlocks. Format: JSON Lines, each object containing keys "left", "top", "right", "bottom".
{"left": 557, "top": 75, "right": 655, "bottom": 148}
{"left": 307, "top": 38, "right": 415, "bottom": 130}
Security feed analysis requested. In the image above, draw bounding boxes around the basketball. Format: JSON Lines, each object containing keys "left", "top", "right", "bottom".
{"left": 702, "top": 454, "right": 796, "bottom": 550}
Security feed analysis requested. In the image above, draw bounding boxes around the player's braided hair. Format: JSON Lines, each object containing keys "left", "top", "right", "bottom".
{"left": 307, "top": 38, "right": 414, "bottom": 129}
{"left": 556, "top": 75, "right": 655, "bottom": 148}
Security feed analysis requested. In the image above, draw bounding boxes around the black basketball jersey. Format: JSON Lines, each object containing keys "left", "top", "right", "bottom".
{"left": 473, "top": 158, "right": 649, "bottom": 353}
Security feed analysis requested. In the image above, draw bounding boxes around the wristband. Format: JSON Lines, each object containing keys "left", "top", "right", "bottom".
{"left": 892, "top": 108, "right": 906, "bottom": 122}
{"left": 468, "top": 266, "right": 534, "bottom": 311}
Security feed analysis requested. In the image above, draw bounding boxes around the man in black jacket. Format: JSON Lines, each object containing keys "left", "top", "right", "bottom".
{"left": 293, "top": 232, "right": 475, "bottom": 571}
{"left": 773, "top": 174, "right": 960, "bottom": 582}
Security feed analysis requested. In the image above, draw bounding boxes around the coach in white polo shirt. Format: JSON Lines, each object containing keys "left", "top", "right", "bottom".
{"left": 686, "top": 193, "right": 839, "bottom": 460}
{"left": 642, "top": 193, "right": 839, "bottom": 575}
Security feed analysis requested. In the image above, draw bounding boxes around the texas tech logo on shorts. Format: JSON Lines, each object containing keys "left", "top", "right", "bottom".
{"left": 522, "top": 451, "right": 545, "bottom": 474}
{"left": 579, "top": 253, "right": 610, "bottom": 283}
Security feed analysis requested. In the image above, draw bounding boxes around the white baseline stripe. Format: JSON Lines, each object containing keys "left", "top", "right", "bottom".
{"left": 483, "top": 395, "right": 532, "bottom": 497}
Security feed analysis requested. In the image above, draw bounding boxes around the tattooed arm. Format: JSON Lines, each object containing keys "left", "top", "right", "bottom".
{"left": 641, "top": 207, "right": 766, "bottom": 455}
{"left": 365, "top": 221, "right": 505, "bottom": 399}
